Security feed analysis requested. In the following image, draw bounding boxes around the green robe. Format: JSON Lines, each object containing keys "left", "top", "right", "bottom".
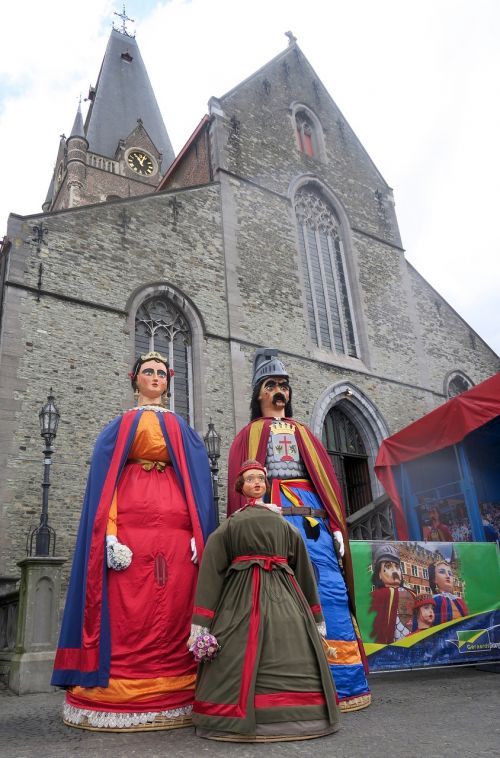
{"left": 191, "top": 505, "right": 341, "bottom": 740}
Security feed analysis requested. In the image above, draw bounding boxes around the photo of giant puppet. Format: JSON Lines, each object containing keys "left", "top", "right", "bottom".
{"left": 189, "top": 460, "right": 340, "bottom": 742}
{"left": 52, "top": 351, "right": 216, "bottom": 731}
{"left": 227, "top": 348, "right": 370, "bottom": 712}
{"left": 429, "top": 559, "right": 469, "bottom": 625}
{"left": 411, "top": 594, "right": 436, "bottom": 632}
{"left": 370, "top": 544, "right": 416, "bottom": 644}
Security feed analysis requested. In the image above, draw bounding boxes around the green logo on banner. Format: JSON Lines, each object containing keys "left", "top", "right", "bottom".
{"left": 448, "top": 626, "right": 500, "bottom": 653}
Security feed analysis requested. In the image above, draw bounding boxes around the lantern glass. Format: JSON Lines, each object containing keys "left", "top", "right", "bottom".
{"left": 204, "top": 421, "right": 221, "bottom": 460}
{"left": 39, "top": 392, "right": 60, "bottom": 439}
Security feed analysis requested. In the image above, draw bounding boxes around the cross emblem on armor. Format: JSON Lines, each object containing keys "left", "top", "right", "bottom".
{"left": 272, "top": 432, "right": 299, "bottom": 463}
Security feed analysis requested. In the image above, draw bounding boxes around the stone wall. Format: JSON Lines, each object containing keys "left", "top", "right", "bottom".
{"left": 0, "top": 184, "right": 231, "bottom": 578}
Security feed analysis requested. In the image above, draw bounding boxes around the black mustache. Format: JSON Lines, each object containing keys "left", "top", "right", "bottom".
{"left": 272, "top": 393, "right": 286, "bottom": 404}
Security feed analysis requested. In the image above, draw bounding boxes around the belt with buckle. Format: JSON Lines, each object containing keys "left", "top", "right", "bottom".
{"left": 280, "top": 506, "right": 327, "bottom": 518}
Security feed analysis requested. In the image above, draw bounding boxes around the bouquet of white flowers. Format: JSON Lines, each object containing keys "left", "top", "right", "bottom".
{"left": 107, "top": 540, "right": 133, "bottom": 571}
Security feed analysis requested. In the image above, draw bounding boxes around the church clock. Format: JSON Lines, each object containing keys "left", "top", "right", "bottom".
{"left": 127, "top": 150, "right": 155, "bottom": 176}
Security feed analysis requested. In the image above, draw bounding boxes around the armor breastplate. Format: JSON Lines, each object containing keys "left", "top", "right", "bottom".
{"left": 265, "top": 420, "right": 307, "bottom": 480}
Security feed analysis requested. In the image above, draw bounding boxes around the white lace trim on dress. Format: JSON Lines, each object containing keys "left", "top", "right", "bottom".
{"left": 63, "top": 703, "right": 192, "bottom": 729}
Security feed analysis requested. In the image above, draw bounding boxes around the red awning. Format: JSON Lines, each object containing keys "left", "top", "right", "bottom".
{"left": 375, "top": 373, "right": 500, "bottom": 538}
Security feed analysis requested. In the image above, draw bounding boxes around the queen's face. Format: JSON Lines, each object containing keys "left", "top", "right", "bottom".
{"left": 435, "top": 562, "right": 454, "bottom": 593}
{"left": 136, "top": 360, "right": 168, "bottom": 402}
{"left": 241, "top": 469, "right": 267, "bottom": 500}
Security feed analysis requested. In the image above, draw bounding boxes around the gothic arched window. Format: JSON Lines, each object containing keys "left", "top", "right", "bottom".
{"left": 446, "top": 371, "right": 473, "bottom": 399}
{"left": 135, "top": 297, "right": 192, "bottom": 422}
{"left": 322, "top": 406, "right": 372, "bottom": 516}
{"left": 296, "top": 112, "right": 316, "bottom": 157}
{"left": 295, "top": 185, "right": 357, "bottom": 356}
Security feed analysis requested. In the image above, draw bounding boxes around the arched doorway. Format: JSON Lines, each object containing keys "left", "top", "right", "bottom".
{"left": 322, "top": 406, "right": 373, "bottom": 516}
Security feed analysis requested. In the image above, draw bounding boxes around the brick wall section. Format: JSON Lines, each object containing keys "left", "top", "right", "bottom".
{"left": 51, "top": 126, "right": 163, "bottom": 211}
{"left": 161, "top": 130, "right": 211, "bottom": 191}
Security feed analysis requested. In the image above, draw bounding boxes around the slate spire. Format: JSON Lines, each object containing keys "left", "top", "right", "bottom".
{"left": 69, "top": 100, "right": 85, "bottom": 139}
{"left": 84, "top": 28, "right": 174, "bottom": 173}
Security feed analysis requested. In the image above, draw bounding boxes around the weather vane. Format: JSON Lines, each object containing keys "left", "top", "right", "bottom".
{"left": 113, "top": 4, "right": 135, "bottom": 37}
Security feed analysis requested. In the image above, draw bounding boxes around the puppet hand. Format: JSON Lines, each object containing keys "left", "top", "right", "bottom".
{"left": 316, "top": 621, "right": 327, "bottom": 638}
{"left": 107, "top": 538, "right": 133, "bottom": 570}
{"left": 190, "top": 536, "right": 198, "bottom": 564}
{"left": 333, "top": 530, "right": 345, "bottom": 557}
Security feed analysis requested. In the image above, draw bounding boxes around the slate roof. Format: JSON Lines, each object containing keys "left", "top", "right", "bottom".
{"left": 69, "top": 103, "right": 85, "bottom": 139}
{"left": 84, "top": 29, "right": 174, "bottom": 173}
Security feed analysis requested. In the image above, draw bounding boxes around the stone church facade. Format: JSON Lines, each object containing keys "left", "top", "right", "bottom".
{"left": 0, "top": 27, "right": 498, "bottom": 579}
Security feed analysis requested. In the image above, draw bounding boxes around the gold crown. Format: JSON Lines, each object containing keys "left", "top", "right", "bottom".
{"left": 140, "top": 350, "right": 168, "bottom": 363}
{"left": 270, "top": 420, "right": 295, "bottom": 436}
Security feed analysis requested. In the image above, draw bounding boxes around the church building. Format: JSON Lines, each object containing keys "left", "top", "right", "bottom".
{"left": 0, "top": 21, "right": 498, "bottom": 579}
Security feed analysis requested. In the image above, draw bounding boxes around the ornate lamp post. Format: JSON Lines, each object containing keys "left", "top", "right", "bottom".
{"left": 27, "top": 390, "right": 60, "bottom": 556}
{"left": 204, "top": 419, "right": 221, "bottom": 525}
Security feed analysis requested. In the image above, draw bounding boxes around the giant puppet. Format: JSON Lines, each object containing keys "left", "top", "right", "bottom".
{"left": 227, "top": 349, "right": 370, "bottom": 711}
{"left": 52, "top": 351, "right": 216, "bottom": 731}
{"left": 190, "top": 460, "right": 341, "bottom": 742}
{"left": 369, "top": 543, "right": 416, "bottom": 643}
{"left": 429, "top": 559, "right": 469, "bottom": 625}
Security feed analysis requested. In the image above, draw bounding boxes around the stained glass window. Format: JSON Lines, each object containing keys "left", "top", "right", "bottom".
{"left": 295, "top": 186, "right": 357, "bottom": 356}
{"left": 135, "top": 297, "right": 192, "bottom": 422}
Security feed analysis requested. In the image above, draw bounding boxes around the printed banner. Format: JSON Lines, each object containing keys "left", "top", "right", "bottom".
{"left": 351, "top": 541, "right": 500, "bottom": 671}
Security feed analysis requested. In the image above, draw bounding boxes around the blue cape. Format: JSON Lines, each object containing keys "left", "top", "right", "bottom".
{"left": 52, "top": 408, "right": 215, "bottom": 687}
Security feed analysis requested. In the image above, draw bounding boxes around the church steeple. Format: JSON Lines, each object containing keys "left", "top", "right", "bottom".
{"left": 84, "top": 28, "right": 174, "bottom": 171}
{"left": 42, "top": 19, "right": 174, "bottom": 213}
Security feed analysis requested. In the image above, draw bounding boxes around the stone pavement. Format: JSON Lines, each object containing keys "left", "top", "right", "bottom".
{"left": 1, "top": 666, "right": 498, "bottom": 758}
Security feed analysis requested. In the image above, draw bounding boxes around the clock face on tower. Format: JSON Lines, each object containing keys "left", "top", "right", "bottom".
{"left": 127, "top": 150, "right": 155, "bottom": 176}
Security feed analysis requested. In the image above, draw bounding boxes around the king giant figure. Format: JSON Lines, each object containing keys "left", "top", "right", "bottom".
{"left": 227, "top": 348, "right": 371, "bottom": 711}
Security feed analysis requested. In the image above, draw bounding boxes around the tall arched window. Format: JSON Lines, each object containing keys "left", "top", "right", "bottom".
{"left": 322, "top": 406, "right": 372, "bottom": 516}
{"left": 295, "top": 112, "right": 316, "bottom": 157}
{"left": 135, "top": 296, "right": 192, "bottom": 422}
{"left": 295, "top": 185, "right": 357, "bottom": 356}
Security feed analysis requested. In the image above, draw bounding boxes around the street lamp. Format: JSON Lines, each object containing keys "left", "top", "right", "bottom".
{"left": 27, "top": 390, "right": 60, "bottom": 556}
{"left": 204, "top": 419, "right": 221, "bottom": 525}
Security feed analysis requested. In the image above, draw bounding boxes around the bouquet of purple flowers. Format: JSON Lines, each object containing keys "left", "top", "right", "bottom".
{"left": 189, "top": 633, "right": 220, "bottom": 662}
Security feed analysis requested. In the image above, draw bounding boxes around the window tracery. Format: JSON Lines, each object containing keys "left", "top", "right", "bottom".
{"left": 295, "top": 185, "right": 357, "bottom": 356}
{"left": 135, "top": 297, "right": 192, "bottom": 422}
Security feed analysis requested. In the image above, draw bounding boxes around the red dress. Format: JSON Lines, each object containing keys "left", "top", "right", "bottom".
{"left": 65, "top": 411, "right": 197, "bottom": 730}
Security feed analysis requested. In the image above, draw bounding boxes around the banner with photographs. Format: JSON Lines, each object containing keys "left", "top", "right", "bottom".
{"left": 351, "top": 541, "right": 500, "bottom": 671}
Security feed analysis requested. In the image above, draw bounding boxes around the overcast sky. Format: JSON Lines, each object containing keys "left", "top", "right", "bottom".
{"left": 2, "top": 0, "right": 499, "bottom": 356}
